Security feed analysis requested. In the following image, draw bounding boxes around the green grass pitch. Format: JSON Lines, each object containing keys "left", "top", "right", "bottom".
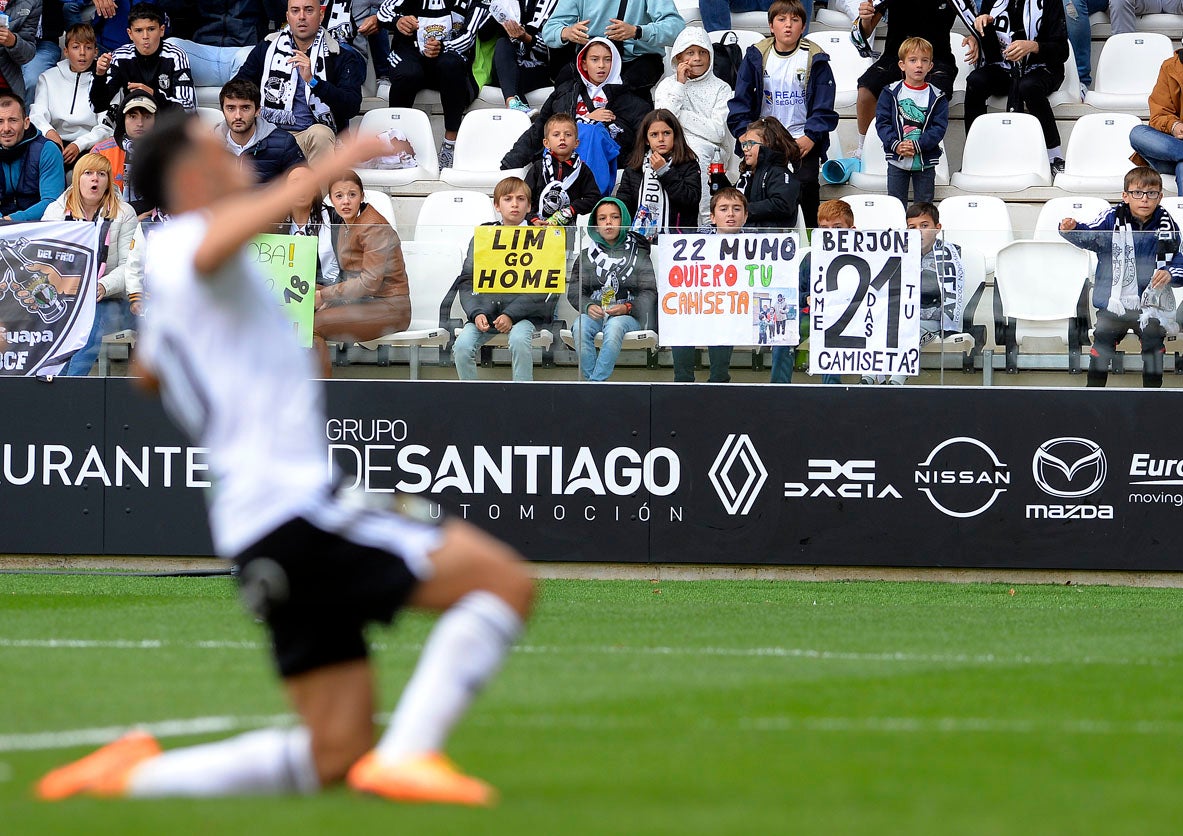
{"left": 2, "top": 574, "right": 1182, "bottom": 834}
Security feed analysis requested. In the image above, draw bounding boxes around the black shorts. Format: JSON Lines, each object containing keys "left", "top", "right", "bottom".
{"left": 234, "top": 508, "right": 440, "bottom": 678}
{"left": 858, "top": 58, "right": 957, "bottom": 98}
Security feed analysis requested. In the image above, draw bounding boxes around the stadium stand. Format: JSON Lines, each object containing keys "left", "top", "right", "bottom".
{"left": 936, "top": 195, "right": 1014, "bottom": 275}
{"left": 848, "top": 126, "right": 950, "bottom": 193}
{"left": 843, "top": 193, "right": 906, "bottom": 230}
{"left": 355, "top": 108, "right": 439, "bottom": 187}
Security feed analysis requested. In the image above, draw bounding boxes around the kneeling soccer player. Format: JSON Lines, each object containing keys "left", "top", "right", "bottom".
{"left": 36, "top": 113, "right": 534, "bottom": 806}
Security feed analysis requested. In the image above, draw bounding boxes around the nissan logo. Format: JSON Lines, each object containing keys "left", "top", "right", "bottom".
{"left": 1032, "top": 438, "right": 1106, "bottom": 498}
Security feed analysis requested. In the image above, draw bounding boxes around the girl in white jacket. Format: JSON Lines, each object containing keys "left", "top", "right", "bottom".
{"left": 654, "top": 27, "right": 733, "bottom": 226}
{"left": 43, "top": 152, "right": 137, "bottom": 376}
{"left": 29, "top": 24, "right": 113, "bottom": 167}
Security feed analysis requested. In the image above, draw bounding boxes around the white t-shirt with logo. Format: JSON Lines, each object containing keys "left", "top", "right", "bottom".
{"left": 136, "top": 212, "right": 331, "bottom": 557}
{"left": 760, "top": 47, "right": 810, "bottom": 136}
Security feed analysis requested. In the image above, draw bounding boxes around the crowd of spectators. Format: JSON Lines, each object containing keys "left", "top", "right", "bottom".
{"left": 1, "top": 0, "right": 1180, "bottom": 382}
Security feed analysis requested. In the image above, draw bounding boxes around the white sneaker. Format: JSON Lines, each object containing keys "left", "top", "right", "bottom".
{"left": 376, "top": 78, "right": 392, "bottom": 101}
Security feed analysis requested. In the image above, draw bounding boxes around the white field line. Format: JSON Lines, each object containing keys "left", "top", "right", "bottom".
{"left": 0, "top": 637, "right": 1173, "bottom": 668}
{"left": 4, "top": 711, "right": 1183, "bottom": 754}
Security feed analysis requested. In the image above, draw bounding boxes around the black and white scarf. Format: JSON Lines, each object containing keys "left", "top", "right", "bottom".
{"left": 851, "top": 1, "right": 981, "bottom": 59}
{"left": 261, "top": 27, "right": 335, "bottom": 131}
{"left": 920, "top": 239, "right": 965, "bottom": 333}
{"left": 980, "top": 0, "right": 1046, "bottom": 71}
{"left": 323, "top": 0, "right": 356, "bottom": 42}
{"left": 537, "top": 151, "right": 584, "bottom": 216}
{"left": 585, "top": 234, "right": 640, "bottom": 306}
{"left": 638, "top": 157, "right": 669, "bottom": 233}
{"left": 1108, "top": 204, "right": 1180, "bottom": 319}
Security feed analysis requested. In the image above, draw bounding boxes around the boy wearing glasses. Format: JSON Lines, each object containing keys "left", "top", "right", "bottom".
{"left": 1060, "top": 166, "right": 1183, "bottom": 388}
{"left": 726, "top": 0, "right": 838, "bottom": 228}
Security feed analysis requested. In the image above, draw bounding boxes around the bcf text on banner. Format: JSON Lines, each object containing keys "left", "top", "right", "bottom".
{"left": 473, "top": 225, "right": 567, "bottom": 293}
{"left": 809, "top": 228, "right": 921, "bottom": 377}
{"left": 656, "top": 233, "right": 801, "bottom": 346}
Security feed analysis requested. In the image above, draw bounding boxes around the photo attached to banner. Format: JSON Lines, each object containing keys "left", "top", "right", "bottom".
{"left": 472, "top": 225, "right": 567, "bottom": 294}
{"left": 247, "top": 234, "right": 317, "bottom": 347}
{"left": 0, "top": 221, "right": 99, "bottom": 376}
{"left": 809, "top": 228, "right": 921, "bottom": 378}
{"left": 656, "top": 232, "right": 801, "bottom": 346}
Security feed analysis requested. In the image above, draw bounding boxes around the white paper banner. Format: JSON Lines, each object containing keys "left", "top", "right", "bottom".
{"left": 656, "top": 232, "right": 801, "bottom": 347}
{"left": 809, "top": 228, "right": 921, "bottom": 378}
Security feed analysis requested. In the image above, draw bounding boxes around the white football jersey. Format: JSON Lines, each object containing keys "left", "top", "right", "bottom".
{"left": 137, "top": 212, "right": 330, "bottom": 557}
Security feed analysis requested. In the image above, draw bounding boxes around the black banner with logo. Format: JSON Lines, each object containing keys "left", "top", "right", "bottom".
{"left": 1, "top": 379, "right": 1181, "bottom": 571}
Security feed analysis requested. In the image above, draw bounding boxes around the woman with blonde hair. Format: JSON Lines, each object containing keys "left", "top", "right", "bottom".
{"left": 43, "top": 152, "right": 137, "bottom": 376}
{"left": 313, "top": 170, "right": 411, "bottom": 377}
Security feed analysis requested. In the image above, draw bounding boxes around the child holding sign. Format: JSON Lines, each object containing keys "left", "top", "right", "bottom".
{"left": 570, "top": 196, "right": 657, "bottom": 380}
{"left": 670, "top": 188, "right": 744, "bottom": 383}
{"left": 1060, "top": 166, "right": 1183, "bottom": 388}
{"left": 525, "top": 113, "right": 601, "bottom": 226}
{"left": 616, "top": 109, "right": 702, "bottom": 235}
{"left": 453, "top": 176, "right": 553, "bottom": 381}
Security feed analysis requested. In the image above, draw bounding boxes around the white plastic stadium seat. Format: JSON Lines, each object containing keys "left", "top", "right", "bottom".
{"left": 365, "top": 190, "right": 398, "bottom": 229}
{"left": 949, "top": 31, "right": 975, "bottom": 107}
{"left": 98, "top": 329, "right": 137, "bottom": 376}
{"left": 843, "top": 193, "right": 905, "bottom": 230}
{"left": 196, "top": 106, "right": 223, "bottom": 130}
{"left": 809, "top": 31, "right": 872, "bottom": 110}
{"left": 674, "top": 0, "right": 701, "bottom": 25}
{"left": 814, "top": 6, "right": 856, "bottom": 28}
{"left": 356, "top": 108, "right": 438, "bottom": 187}
{"left": 708, "top": 28, "right": 766, "bottom": 52}
{"left": 729, "top": 11, "right": 768, "bottom": 30}
{"left": 414, "top": 190, "right": 495, "bottom": 242}
{"left": 357, "top": 241, "right": 460, "bottom": 376}
{"left": 936, "top": 195, "right": 1014, "bottom": 275}
{"left": 476, "top": 85, "right": 554, "bottom": 108}
{"left": 993, "top": 241, "right": 1091, "bottom": 373}
{"left": 440, "top": 109, "right": 533, "bottom": 188}
{"left": 847, "top": 126, "right": 949, "bottom": 191}
{"left": 1085, "top": 33, "right": 1172, "bottom": 115}
{"left": 951, "top": 113, "right": 1051, "bottom": 191}
{"left": 1033, "top": 196, "right": 1112, "bottom": 241}
{"left": 195, "top": 88, "right": 221, "bottom": 108}
{"left": 1054, "top": 113, "right": 1143, "bottom": 194}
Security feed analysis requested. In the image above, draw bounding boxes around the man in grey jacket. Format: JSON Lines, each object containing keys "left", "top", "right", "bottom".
{"left": 0, "top": 0, "right": 41, "bottom": 100}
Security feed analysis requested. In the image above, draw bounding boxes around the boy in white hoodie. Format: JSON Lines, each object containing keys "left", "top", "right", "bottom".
{"left": 30, "top": 24, "right": 112, "bottom": 168}
{"left": 654, "top": 26, "right": 731, "bottom": 226}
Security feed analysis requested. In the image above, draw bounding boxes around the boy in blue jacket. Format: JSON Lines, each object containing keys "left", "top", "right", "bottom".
{"left": 875, "top": 37, "right": 948, "bottom": 209}
{"left": 725, "top": 0, "right": 838, "bottom": 229}
{"left": 1060, "top": 166, "right": 1183, "bottom": 388}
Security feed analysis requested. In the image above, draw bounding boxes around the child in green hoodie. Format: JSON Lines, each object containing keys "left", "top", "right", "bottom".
{"left": 569, "top": 195, "right": 657, "bottom": 380}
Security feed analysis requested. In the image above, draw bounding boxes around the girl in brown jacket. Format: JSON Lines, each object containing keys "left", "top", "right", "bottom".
{"left": 313, "top": 171, "right": 411, "bottom": 377}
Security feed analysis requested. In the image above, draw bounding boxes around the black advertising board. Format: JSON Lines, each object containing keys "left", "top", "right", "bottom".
{"left": 2, "top": 379, "right": 1181, "bottom": 571}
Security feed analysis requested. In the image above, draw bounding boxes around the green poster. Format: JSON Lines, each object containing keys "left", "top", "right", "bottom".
{"left": 247, "top": 234, "right": 317, "bottom": 347}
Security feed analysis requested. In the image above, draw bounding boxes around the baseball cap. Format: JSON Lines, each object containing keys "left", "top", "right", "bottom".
{"left": 122, "top": 95, "right": 157, "bottom": 114}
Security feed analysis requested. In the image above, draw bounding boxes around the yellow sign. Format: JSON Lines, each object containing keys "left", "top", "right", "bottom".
{"left": 472, "top": 225, "right": 566, "bottom": 293}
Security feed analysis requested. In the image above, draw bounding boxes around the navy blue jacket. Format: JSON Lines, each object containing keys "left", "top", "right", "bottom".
{"left": 1060, "top": 205, "right": 1183, "bottom": 311}
{"left": 875, "top": 80, "right": 949, "bottom": 169}
{"left": 726, "top": 37, "right": 839, "bottom": 168}
{"left": 0, "top": 127, "right": 66, "bottom": 222}
{"left": 219, "top": 118, "right": 306, "bottom": 184}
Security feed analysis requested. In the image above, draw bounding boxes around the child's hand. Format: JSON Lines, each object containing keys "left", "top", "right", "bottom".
{"left": 474, "top": 313, "right": 491, "bottom": 332}
{"left": 423, "top": 37, "right": 442, "bottom": 58}
{"left": 503, "top": 19, "right": 525, "bottom": 39}
{"left": 588, "top": 304, "right": 605, "bottom": 320}
{"left": 587, "top": 108, "right": 615, "bottom": 123}
{"left": 1152, "top": 269, "right": 1172, "bottom": 289}
{"left": 676, "top": 59, "right": 691, "bottom": 83}
{"left": 95, "top": 52, "right": 114, "bottom": 76}
{"left": 493, "top": 314, "right": 513, "bottom": 333}
{"left": 1059, "top": 217, "right": 1077, "bottom": 231}
{"left": 396, "top": 15, "right": 419, "bottom": 35}
{"left": 529, "top": 216, "right": 547, "bottom": 226}
{"left": 897, "top": 139, "right": 915, "bottom": 156}
{"left": 647, "top": 150, "right": 665, "bottom": 170}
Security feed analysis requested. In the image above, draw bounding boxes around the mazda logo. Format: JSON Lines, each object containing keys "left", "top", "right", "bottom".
{"left": 1032, "top": 438, "right": 1106, "bottom": 498}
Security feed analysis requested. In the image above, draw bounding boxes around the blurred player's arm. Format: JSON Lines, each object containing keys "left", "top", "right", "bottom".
{"left": 193, "top": 135, "right": 390, "bottom": 277}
